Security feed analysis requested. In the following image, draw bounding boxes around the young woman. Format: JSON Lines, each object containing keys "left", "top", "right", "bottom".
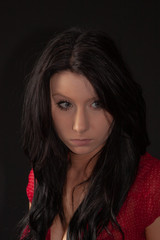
{"left": 20, "top": 28, "right": 160, "bottom": 240}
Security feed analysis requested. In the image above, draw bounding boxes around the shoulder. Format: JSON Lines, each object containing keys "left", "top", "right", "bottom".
{"left": 133, "top": 152, "right": 160, "bottom": 198}
{"left": 133, "top": 152, "right": 160, "bottom": 227}
{"left": 139, "top": 152, "right": 160, "bottom": 172}
{"left": 137, "top": 152, "right": 160, "bottom": 192}
{"left": 117, "top": 153, "right": 160, "bottom": 234}
{"left": 26, "top": 169, "right": 34, "bottom": 203}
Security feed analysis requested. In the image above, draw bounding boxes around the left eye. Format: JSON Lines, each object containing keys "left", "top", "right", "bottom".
{"left": 92, "top": 101, "right": 101, "bottom": 109}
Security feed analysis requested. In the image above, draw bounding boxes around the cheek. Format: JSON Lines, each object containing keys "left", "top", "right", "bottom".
{"left": 94, "top": 113, "right": 113, "bottom": 137}
{"left": 51, "top": 109, "right": 72, "bottom": 133}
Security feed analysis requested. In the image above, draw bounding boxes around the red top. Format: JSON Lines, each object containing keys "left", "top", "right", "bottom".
{"left": 26, "top": 153, "right": 160, "bottom": 239}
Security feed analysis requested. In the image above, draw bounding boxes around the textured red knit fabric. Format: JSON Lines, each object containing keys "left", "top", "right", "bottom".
{"left": 26, "top": 153, "right": 160, "bottom": 239}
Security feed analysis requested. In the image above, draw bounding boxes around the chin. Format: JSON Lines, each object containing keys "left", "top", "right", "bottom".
{"left": 69, "top": 146, "right": 100, "bottom": 156}
{"left": 70, "top": 149, "right": 90, "bottom": 155}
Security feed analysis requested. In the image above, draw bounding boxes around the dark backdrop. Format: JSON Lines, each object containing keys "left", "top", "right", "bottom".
{"left": 0, "top": 1, "right": 160, "bottom": 239}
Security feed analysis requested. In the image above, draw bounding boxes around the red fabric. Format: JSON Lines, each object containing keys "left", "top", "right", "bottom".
{"left": 26, "top": 153, "right": 160, "bottom": 239}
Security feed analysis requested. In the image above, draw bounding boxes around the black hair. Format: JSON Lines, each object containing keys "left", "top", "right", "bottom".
{"left": 20, "top": 27, "right": 149, "bottom": 239}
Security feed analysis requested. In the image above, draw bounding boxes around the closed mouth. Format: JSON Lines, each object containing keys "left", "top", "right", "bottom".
{"left": 70, "top": 139, "right": 92, "bottom": 146}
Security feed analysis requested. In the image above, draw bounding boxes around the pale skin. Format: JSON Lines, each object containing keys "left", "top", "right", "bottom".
{"left": 30, "top": 71, "right": 160, "bottom": 239}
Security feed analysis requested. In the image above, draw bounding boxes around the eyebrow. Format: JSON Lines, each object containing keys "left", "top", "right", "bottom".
{"left": 52, "top": 93, "right": 98, "bottom": 102}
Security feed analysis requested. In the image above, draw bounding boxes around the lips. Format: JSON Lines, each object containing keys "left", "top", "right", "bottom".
{"left": 70, "top": 139, "right": 92, "bottom": 146}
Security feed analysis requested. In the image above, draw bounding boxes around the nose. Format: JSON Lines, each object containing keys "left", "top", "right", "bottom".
{"left": 72, "top": 107, "right": 89, "bottom": 133}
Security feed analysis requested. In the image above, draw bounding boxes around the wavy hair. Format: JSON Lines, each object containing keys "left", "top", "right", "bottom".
{"left": 20, "top": 28, "right": 149, "bottom": 239}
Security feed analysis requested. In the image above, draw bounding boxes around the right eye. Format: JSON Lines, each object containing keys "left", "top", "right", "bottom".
{"left": 56, "top": 101, "right": 72, "bottom": 111}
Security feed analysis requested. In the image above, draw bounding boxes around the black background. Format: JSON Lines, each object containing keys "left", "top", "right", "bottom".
{"left": 0, "top": 1, "right": 160, "bottom": 239}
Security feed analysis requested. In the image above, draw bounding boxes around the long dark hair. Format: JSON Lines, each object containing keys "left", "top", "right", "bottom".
{"left": 20, "top": 28, "right": 149, "bottom": 239}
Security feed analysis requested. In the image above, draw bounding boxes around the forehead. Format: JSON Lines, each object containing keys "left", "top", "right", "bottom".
{"left": 50, "top": 71, "right": 97, "bottom": 99}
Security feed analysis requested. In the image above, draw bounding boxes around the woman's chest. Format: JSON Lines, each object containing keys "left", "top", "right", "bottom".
{"left": 50, "top": 184, "right": 85, "bottom": 240}
{"left": 50, "top": 215, "right": 67, "bottom": 240}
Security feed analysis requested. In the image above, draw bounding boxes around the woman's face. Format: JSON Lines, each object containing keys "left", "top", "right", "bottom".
{"left": 50, "top": 71, "right": 113, "bottom": 158}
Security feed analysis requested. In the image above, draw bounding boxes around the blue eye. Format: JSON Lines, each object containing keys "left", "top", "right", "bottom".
{"left": 56, "top": 101, "right": 72, "bottom": 110}
{"left": 92, "top": 101, "right": 102, "bottom": 109}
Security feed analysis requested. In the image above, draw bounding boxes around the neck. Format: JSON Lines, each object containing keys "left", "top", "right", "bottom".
{"left": 69, "top": 147, "right": 102, "bottom": 177}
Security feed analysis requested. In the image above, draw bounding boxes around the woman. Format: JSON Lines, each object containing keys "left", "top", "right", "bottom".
{"left": 20, "top": 28, "right": 160, "bottom": 240}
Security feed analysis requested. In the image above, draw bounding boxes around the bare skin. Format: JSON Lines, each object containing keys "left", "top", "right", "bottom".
{"left": 145, "top": 217, "right": 160, "bottom": 240}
